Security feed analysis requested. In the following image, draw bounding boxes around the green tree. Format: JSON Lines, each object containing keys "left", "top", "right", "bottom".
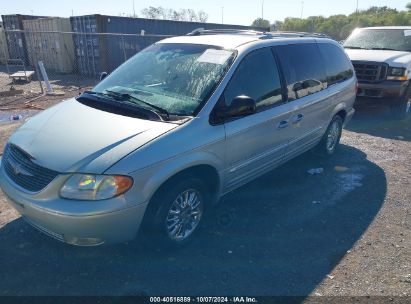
{"left": 271, "top": 20, "right": 283, "bottom": 31}
{"left": 251, "top": 18, "right": 271, "bottom": 29}
{"left": 275, "top": 6, "right": 411, "bottom": 40}
{"left": 141, "top": 6, "right": 208, "bottom": 22}
{"left": 406, "top": 3, "right": 411, "bottom": 10}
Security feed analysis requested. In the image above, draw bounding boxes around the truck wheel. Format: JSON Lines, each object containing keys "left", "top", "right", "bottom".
{"left": 391, "top": 86, "right": 411, "bottom": 120}
{"left": 391, "top": 99, "right": 411, "bottom": 120}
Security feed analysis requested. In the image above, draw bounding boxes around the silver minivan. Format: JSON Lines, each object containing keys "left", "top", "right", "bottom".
{"left": 0, "top": 30, "right": 356, "bottom": 246}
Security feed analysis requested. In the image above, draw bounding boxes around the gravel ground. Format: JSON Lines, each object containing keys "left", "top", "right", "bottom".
{"left": 0, "top": 98, "right": 409, "bottom": 298}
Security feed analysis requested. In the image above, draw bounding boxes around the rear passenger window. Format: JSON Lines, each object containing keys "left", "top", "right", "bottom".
{"left": 224, "top": 48, "right": 283, "bottom": 110}
{"left": 275, "top": 43, "right": 327, "bottom": 101}
{"left": 318, "top": 43, "right": 354, "bottom": 86}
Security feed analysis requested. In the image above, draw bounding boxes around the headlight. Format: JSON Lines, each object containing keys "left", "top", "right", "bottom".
{"left": 60, "top": 174, "right": 133, "bottom": 200}
{"left": 387, "top": 67, "right": 408, "bottom": 80}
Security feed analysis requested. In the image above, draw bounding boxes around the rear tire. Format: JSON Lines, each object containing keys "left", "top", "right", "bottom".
{"left": 141, "top": 177, "right": 208, "bottom": 249}
{"left": 314, "top": 115, "right": 343, "bottom": 157}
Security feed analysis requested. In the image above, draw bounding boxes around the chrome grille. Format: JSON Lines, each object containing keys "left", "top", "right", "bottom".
{"left": 352, "top": 61, "right": 388, "bottom": 83}
{"left": 2, "top": 144, "right": 59, "bottom": 192}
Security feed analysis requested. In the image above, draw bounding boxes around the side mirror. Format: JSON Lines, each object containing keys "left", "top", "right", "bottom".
{"left": 100, "top": 72, "right": 108, "bottom": 81}
{"left": 216, "top": 95, "right": 256, "bottom": 120}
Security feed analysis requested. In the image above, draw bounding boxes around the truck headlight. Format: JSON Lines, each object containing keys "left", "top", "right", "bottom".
{"left": 60, "top": 174, "right": 133, "bottom": 200}
{"left": 387, "top": 67, "right": 408, "bottom": 81}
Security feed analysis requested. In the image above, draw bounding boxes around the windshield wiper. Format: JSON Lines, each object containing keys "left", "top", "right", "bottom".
{"left": 104, "top": 90, "right": 170, "bottom": 120}
{"left": 79, "top": 91, "right": 163, "bottom": 121}
{"left": 344, "top": 46, "right": 368, "bottom": 49}
{"left": 369, "top": 47, "right": 398, "bottom": 51}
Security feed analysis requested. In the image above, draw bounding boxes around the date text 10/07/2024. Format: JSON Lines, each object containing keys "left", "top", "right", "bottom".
{"left": 149, "top": 297, "right": 258, "bottom": 303}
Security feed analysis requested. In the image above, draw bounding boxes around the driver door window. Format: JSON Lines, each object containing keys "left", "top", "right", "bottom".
{"left": 223, "top": 48, "right": 283, "bottom": 111}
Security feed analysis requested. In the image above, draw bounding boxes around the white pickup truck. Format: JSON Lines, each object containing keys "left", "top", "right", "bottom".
{"left": 344, "top": 26, "right": 411, "bottom": 119}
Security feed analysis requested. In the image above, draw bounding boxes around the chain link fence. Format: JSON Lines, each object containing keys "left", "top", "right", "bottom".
{"left": 0, "top": 30, "right": 170, "bottom": 108}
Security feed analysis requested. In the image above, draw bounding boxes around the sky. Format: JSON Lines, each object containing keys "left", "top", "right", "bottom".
{"left": 0, "top": 0, "right": 409, "bottom": 25}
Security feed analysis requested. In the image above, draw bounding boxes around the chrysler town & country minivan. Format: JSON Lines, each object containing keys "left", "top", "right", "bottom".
{"left": 0, "top": 30, "right": 356, "bottom": 246}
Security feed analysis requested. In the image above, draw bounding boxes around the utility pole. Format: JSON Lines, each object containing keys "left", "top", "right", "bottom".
{"left": 262, "top": 0, "right": 265, "bottom": 20}
{"left": 356, "top": 0, "right": 359, "bottom": 25}
{"left": 301, "top": 1, "right": 304, "bottom": 19}
{"left": 133, "top": 0, "right": 136, "bottom": 17}
{"left": 221, "top": 7, "right": 224, "bottom": 24}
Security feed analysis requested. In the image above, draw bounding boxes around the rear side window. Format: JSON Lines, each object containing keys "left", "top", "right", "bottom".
{"left": 224, "top": 47, "right": 283, "bottom": 110}
{"left": 318, "top": 43, "right": 354, "bottom": 86}
{"left": 275, "top": 43, "right": 327, "bottom": 101}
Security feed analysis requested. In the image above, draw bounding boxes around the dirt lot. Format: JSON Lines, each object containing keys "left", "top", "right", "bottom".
{"left": 0, "top": 64, "right": 95, "bottom": 124}
{"left": 0, "top": 96, "right": 410, "bottom": 298}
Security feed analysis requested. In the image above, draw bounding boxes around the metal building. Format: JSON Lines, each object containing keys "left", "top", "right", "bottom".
{"left": 23, "top": 17, "right": 75, "bottom": 73}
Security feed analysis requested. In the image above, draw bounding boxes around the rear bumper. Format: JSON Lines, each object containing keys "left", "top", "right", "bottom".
{"left": 343, "top": 108, "right": 355, "bottom": 127}
{"left": 357, "top": 80, "right": 409, "bottom": 99}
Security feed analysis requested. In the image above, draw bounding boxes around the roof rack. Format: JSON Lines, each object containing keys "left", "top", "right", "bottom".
{"left": 187, "top": 28, "right": 266, "bottom": 36}
{"left": 186, "top": 28, "right": 331, "bottom": 40}
{"left": 265, "top": 31, "right": 331, "bottom": 39}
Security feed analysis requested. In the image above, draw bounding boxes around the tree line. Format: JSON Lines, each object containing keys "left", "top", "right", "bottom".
{"left": 123, "top": 6, "right": 208, "bottom": 23}
{"left": 253, "top": 6, "right": 411, "bottom": 41}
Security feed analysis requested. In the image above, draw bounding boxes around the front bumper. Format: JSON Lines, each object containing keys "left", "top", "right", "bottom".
{"left": 0, "top": 158, "right": 148, "bottom": 246}
{"left": 357, "top": 80, "right": 409, "bottom": 99}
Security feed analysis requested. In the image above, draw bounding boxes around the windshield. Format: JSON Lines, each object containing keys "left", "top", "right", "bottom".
{"left": 344, "top": 29, "right": 411, "bottom": 52}
{"left": 93, "top": 43, "right": 236, "bottom": 116}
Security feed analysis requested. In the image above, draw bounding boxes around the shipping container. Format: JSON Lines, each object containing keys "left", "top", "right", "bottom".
{"left": 1, "top": 14, "right": 46, "bottom": 65}
{"left": 102, "top": 15, "right": 268, "bottom": 36}
{"left": 23, "top": 17, "right": 75, "bottom": 73}
{"left": 71, "top": 14, "right": 269, "bottom": 76}
{"left": 0, "top": 23, "right": 10, "bottom": 64}
{"left": 70, "top": 15, "right": 109, "bottom": 76}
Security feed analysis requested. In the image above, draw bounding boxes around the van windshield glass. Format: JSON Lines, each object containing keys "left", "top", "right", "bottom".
{"left": 344, "top": 29, "right": 411, "bottom": 52}
{"left": 93, "top": 43, "right": 235, "bottom": 116}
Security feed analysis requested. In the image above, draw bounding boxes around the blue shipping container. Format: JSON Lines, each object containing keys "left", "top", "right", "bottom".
{"left": 1, "top": 14, "right": 46, "bottom": 65}
{"left": 71, "top": 14, "right": 269, "bottom": 76}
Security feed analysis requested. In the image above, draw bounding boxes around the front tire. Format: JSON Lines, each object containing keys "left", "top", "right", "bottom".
{"left": 391, "top": 99, "right": 411, "bottom": 120}
{"left": 391, "top": 85, "right": 411, "bottom": 120}
{"left": 315, "top": 115, "right": 343, "bottom": 157}
{"left": 142, "top": 177, "right": 207, "bottom": 248}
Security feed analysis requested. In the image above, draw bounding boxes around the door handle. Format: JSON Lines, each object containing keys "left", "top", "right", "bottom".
{"left": 291, "top": 113, "right": 304, "bottom": 124}
{"left": 277, "top": 120, "right": 289, "bottom": 129}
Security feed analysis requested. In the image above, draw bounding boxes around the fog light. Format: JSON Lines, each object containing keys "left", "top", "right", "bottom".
{"left": 65, "top": 236, "right": 105, "bottom": 246}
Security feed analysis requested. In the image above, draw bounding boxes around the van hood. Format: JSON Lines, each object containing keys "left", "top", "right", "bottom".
{"left": 345, "top": 49, "right": 411, "bottom": 68}
{"left": 8, "top": 98, "right": 179, "bottom": 173}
